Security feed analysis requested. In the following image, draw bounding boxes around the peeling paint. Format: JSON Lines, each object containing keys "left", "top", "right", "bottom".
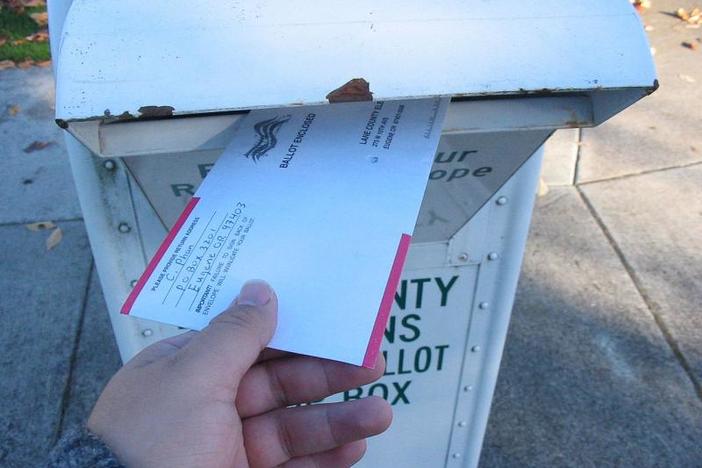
{"left": 564, "top": 120, "right": 587, "bottom": 128}
{"left": 326, "top": 78, "right": 373, "bottom": 103}
{"left": 565, "top": 110, "right": 589, "bottom": 128}
{"left": 138, "top": 105, "right": 175, "bottom": 118}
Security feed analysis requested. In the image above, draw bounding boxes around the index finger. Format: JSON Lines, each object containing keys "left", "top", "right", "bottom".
{"left": 237, "top": 353, "right": 386, "bottom": 418}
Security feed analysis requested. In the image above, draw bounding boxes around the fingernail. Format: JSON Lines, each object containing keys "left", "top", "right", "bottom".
{"left": 236, "top": 280, "right": 272, "bottom": 306}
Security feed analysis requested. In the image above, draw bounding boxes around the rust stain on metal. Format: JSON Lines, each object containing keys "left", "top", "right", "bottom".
{"left": 564, "top": 119, "right": 591, "bottom": 128}
{"left": 138, "top": 105, "right": 175, "bottom": 118}
{"left": 117, "top": 111, "right": 136, "bottom": 121}
{"left": 326, "top": 78, "right": 373, "bottom": 103}
{"left": 565, "top": 110, "right": 588, "bottom": 128}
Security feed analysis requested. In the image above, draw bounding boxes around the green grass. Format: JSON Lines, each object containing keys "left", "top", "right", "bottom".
{"left": 0, "top": 6, "right": 50, "bottom": 62}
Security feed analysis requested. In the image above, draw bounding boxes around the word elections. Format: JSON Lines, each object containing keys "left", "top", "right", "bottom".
{"left": 430, "top": 150, "right": 493, "bottom": 182}
{"left": 343, "top": 275, "right": 459, "bottom": 406}
{"left": 359, "top": 101, "right": 385, "bottom": 145}
{"left": 280, "top": 113, "right": 316, "bottom": 169}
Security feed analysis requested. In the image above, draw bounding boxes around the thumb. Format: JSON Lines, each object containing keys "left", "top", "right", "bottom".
{"left": 176, "top": 280, "right": 278, "bottom": 386}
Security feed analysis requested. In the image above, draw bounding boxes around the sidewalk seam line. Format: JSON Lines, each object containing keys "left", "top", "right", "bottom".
{"left": 572, "top": 128, "right": 583, "bottom": 185}
{"left": 578, "top": 160, "right": 702, "bottom": 186}
{"left": 53, "top": 260, "right": 94, "bottom": 443}
{"left": 576, "top": 187, "right": 702, "bottom": 401}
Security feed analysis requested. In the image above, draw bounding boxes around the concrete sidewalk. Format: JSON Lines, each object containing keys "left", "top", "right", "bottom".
{"left": 480, "top": 4, "right": 702, "bottom": 464}
{"left": 2, "top": 4, "right": 701, "bottom": 466}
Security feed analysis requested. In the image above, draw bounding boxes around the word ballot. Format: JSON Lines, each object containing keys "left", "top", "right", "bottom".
{"left": 122, "top": 98, "right": 449, "bottom": 367}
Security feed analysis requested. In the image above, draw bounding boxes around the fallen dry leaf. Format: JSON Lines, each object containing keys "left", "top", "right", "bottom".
{"left": 537, "top": 178, "right": 550, "bottom": 197}
{"left": 3, "top": 0, "right": 42, "bottom": 10}
{"left": 46, "top": 227, "right": 63, "bottom": 250}
{"left": 36, "top": 60, "right": 51, "bottom": 68}
{"left": 0, "top": 60, "right": 15, "bottom": 70}
{"left": 11, "top": 39, "right": 26, "bottom": 46}
{"left": 17, "top": 59, "right": 34, "bottom": 69}
{"left": 676, "top": 7, "right": 702, "bottom": 25}
{"left": 23, "top": 140, "right": 53, "bottom": 153}
{"left": 8, "top": 104, "right": 20, "bottom": 116}
{"left": 632, "top": 0, "right": 651, "bottom": 13}
{"left": 678, "top": 73, "right": 697, "bottom": 82}
{"left": 682, "top": 41, "right": 699, "bottom": 50}
{"left": 26, "top": 221, "right": 56, "bottom": 231}
{"left": 4, "top": 0, "right": 25, "bottom": 13}
{"left": 24, "top": 31, "right": 48, "bottom": 42}
{"left": 29, "top": 11, "right": 48, "bottom": 27}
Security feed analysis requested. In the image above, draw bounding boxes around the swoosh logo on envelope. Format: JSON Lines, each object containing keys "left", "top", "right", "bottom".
{"left": 243, "top": 115, "right": 291, "bottom": 162}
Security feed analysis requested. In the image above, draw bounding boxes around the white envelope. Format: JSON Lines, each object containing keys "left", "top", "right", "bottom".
{"left": 122, "top": 97, "right": 449, "bottom": 367}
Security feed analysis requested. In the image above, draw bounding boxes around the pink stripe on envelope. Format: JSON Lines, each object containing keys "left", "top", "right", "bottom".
{"left": 121, "top": 197, "right": 201, "bottom": 315}
{"left": 362, "top": 233, "right": 412, "bottom": 368}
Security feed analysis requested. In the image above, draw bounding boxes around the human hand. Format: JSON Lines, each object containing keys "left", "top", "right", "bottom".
{"left": 88, "top": 280, "right": 392, "bottom": 467}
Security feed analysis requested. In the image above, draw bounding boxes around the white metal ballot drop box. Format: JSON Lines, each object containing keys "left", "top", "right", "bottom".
{"left": 49, "top": 1, "right": 656, "bottom": 466}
